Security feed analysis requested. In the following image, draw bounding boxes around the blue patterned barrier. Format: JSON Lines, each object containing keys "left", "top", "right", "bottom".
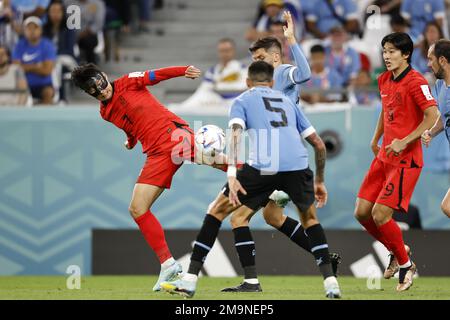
{"left": 0, "top": 107, "right": 448, "bottom": 275}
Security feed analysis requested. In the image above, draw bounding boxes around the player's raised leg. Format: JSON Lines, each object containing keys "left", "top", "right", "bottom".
{"left": 129, "top": 183, "right": 182, "bottom": 291}
{"left": 263, "top": 201, "right": 342, "bottom": 276}
{"left": 161, "top": 193, "right": 238, "bottom": 298}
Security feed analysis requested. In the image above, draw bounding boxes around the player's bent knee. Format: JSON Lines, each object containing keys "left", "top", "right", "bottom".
{"left": 128, "top": 204, "right": 147, "bottom": 219}
{"left": 441, "top": 202, "right": 450, "bottom": 218}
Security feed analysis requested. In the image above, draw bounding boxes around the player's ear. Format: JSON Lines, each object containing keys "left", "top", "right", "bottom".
{"left": 269, "top": 79, "right": 274, "bottom": 88}
{"left": 246, "top": 78, "right": 252, "bottom": 88}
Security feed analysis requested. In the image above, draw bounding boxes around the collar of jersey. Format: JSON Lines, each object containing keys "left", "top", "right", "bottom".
{"left": 391, "top": 65, "right": 412, "bottom": 82}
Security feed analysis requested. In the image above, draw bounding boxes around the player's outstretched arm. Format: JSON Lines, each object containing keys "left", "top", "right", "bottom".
{"left": 283, "top": 11, "right": 311, "bottom": 83}
{"left": 147, "top": 65, "right": 201, "bottom": 86}
{"left": 386, "top": 106, "right": 440, "bottom": 156}
{"left": 124, "top": 133, "right": 137, "bottom": 150}
{"left": 305, "top": 132, "right": 328, "bottom": 208}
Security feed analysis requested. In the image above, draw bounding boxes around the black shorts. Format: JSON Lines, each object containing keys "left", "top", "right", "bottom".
{"left": 222, "top": 164, "right": 315, "bottom": 212}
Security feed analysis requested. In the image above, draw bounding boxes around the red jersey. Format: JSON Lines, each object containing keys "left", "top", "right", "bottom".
{"left": 100, "top": 66, "right": 189, "bottom": 154}
{"left": 377, "top": 66, "right": 437, "bottom": 168}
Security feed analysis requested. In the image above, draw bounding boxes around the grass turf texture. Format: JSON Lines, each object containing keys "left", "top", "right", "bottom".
{"left": 1, "top": 276, "right": 449, "bottom": 300}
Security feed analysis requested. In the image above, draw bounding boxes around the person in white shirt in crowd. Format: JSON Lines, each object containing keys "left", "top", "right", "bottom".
{"left": 175, "top": 38, "right": 247, "bottom": 111}
{"left": 0, "top": 45, "right": 29, "bottom": 106}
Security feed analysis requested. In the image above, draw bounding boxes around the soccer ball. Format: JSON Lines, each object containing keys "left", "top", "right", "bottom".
{"left": 194, "top": 125, "right": 226, "bottom": 160}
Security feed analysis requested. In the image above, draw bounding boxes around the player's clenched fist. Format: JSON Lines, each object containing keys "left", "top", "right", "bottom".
{"left": 185, "top": 66, "right": 201, "bottom": 79}
{"left": 421, "top": 129, "right": 432, "bottom": 147}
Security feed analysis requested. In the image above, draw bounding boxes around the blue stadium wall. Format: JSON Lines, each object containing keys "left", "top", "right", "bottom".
{"left": 0, "top": 107, "right": 449, "bottom": 275}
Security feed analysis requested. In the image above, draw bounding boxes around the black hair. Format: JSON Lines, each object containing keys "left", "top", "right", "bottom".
{"left": 434, "top": 39, "right": 450, "bottom": 63}
{"left": 218, "top": 38, "right": 236, "bottom": 47}
{"left": 249, "top": 36, "right": 282, "bottom": 54}
{"left": 270, "top": 20, "right": 285, "bottom": 28}
{"left": 71, "top": 63, "right": 103, "bottom": 89}
{"left": 248, "top": 60, "right": 274, "bottom": 82}
{"left": 381, "top": 32, "right": 414, "bottom": 63}
{"left": 310, "top": 44, "right": 325, "bottom": 54}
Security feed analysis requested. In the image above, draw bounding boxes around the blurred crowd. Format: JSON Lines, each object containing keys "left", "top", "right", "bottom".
{"left": 0, "top": 0, "right": 449, "bottom": 107}
{"left": 0, "top": 0, "right": 162, "bottom": 106}
{"left": 180, "top": 0, "right": 450, "bottom": 109}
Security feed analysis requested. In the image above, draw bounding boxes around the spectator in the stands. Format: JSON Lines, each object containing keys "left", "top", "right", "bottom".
{"left": 0, "top": 1, "right": 21, "bottom": 50}
{"left": 137, "top": 0, "right": 153, "bottom": 33}
{"left": 12, "top": 16, "right": 56, "bottom": 104}
{"left": 43, "top": 1, "right": 76, "bottom": 58}
{"left": 269, "top": 20, "right": 292, "bottom": 64}
{"left": 103, "top": 0, "right": 131, "bottom": 62}
{"left": 43, "top": 1, "right": 77, "bottom": 102}
{"left": 301, "top": 44, "right": 344, "bottom": 104}
{"left": 401, "top": 0, "right": 447, "bottom": 43}
{"left": 412, "top": 21, "right": 444, "bottom": 80}
{"left": 352, "top": 69, "right": 380, "bottom": 106}
{"left": 246, "top": 0, "right": 304, "bottom": 42}
{"left": 324, "top": 24, "right": 361, "bottom": 86}
{"left": 369, "top": 0, "right": 402, "bottom": 19}
{"left": 304, "top": 0, "right": 360, "bottom": 39}
{"left": 389, "top": 13, "right": 409, "bottom": 33}
{"left": 11, "top": 0, "right": 50, "bottom": 19}
{"left": 177, "top": 38, "right": 247, "bottom": 109}
{"left": 64, "top": 0, "right": 105, "bottom": 64}
{"left": 0, "top": 45, "right": 29, "bottom": 106}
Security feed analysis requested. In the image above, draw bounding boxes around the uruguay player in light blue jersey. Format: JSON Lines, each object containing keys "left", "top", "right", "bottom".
{"left": 422, "top": 39, "right": 450, "bottom": 218}
{"left": 247, "top": 10, "right": 342, "bottom": 278}
{"left": 162, "top": 61, "right": 342, "bottom": 299}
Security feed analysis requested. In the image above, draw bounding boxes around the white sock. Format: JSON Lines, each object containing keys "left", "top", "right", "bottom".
{"left": 183, "top": 273, "right": 198, "bottom": 282}
{"left": 399, "top": 260, "right": 412, "bottom": 269}
{"left": 244, "top": 278, "right": 259, "bottom": 284}
{"left": 161, "top": 257, "right": 175, "bottom": 269}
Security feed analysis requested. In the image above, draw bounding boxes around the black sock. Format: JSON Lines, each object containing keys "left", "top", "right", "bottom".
{"left": 188, "top": 214, "right": 222, "bottom": 275}
{"left": 305, "top": 224, "right": 333, "bottom": 279}
{"left": 233, "top": 226, "right": 257, "bottom": 281}
{"left": 278, "top": 216, "right": 311, "bottom": 253}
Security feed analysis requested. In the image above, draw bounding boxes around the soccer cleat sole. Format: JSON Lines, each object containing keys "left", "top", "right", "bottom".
{"left": 161, "top": 282, "right": 194, "bottom": 298}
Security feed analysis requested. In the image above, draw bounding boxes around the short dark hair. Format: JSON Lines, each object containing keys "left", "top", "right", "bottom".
{"left": 310, "top": 44, "right": 325, "bottom": 54}
{"left": 434, "top": 39, "right": 450, "bottom": 63}
{"left": 248, "top": 60, "right": 274, "bottom": 82}
{"left": 218, "top": 38, "right": 235, "bottom": 46}
{"left": 269, "top": 20, "right": 285, "bottom": 28}
{"left": 249, "top": 36, "right": 282, "bottom": 54}
{"left": 71, "top": 63, "right": 103, "bottom": 89}
{"left": 381, "top": 32, "right": 414, "bottom": 63}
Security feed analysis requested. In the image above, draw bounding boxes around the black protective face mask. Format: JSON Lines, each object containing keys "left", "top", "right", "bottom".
{"left": 80, "top": 72, "right": 109, "bottom": 98}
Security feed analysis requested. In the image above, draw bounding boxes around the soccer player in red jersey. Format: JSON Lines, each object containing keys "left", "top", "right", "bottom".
{"left": 71, "top": 63, "right": 226, "bottom": 291}
{"left": 353, "top": 33, "right": 440, "bottom": 291}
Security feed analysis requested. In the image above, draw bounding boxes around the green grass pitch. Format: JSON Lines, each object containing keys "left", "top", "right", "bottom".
{"left": 1, "top": 276, "right": 449, "bottom": 300}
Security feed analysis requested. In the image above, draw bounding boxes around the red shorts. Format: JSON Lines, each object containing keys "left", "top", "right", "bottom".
{"left": 136, "top": 126, "right": 196, "bottom": 189}
{"left": 357, "top": 157, "right": 422, "bottom": 212}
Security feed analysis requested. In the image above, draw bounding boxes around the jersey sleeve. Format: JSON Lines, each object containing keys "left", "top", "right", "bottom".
{"left": 400, "top": 0, "right": 412, "bottom": 19}
{"left": 123, "top": 66, "right": 188, "bottom": 89}
{"left": 229, "top": 98, "right": 247, "bottom": 129}
{"left": 344, "top": 0, "right": 359, "bottom": 20}
{"left": 432, "top": 0, "right": 445, "bottom": 19}
{"left": 289, "top": 43, "right": 312, "bottom": 83}
{"left": 12, "top": 40, "right": 23, "bottom": 62}
{"left": 409, "top": 77, "right": 437, "bottom": 111}
{"left": 293, "top": 103, "right": 315, "bottom": 138}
